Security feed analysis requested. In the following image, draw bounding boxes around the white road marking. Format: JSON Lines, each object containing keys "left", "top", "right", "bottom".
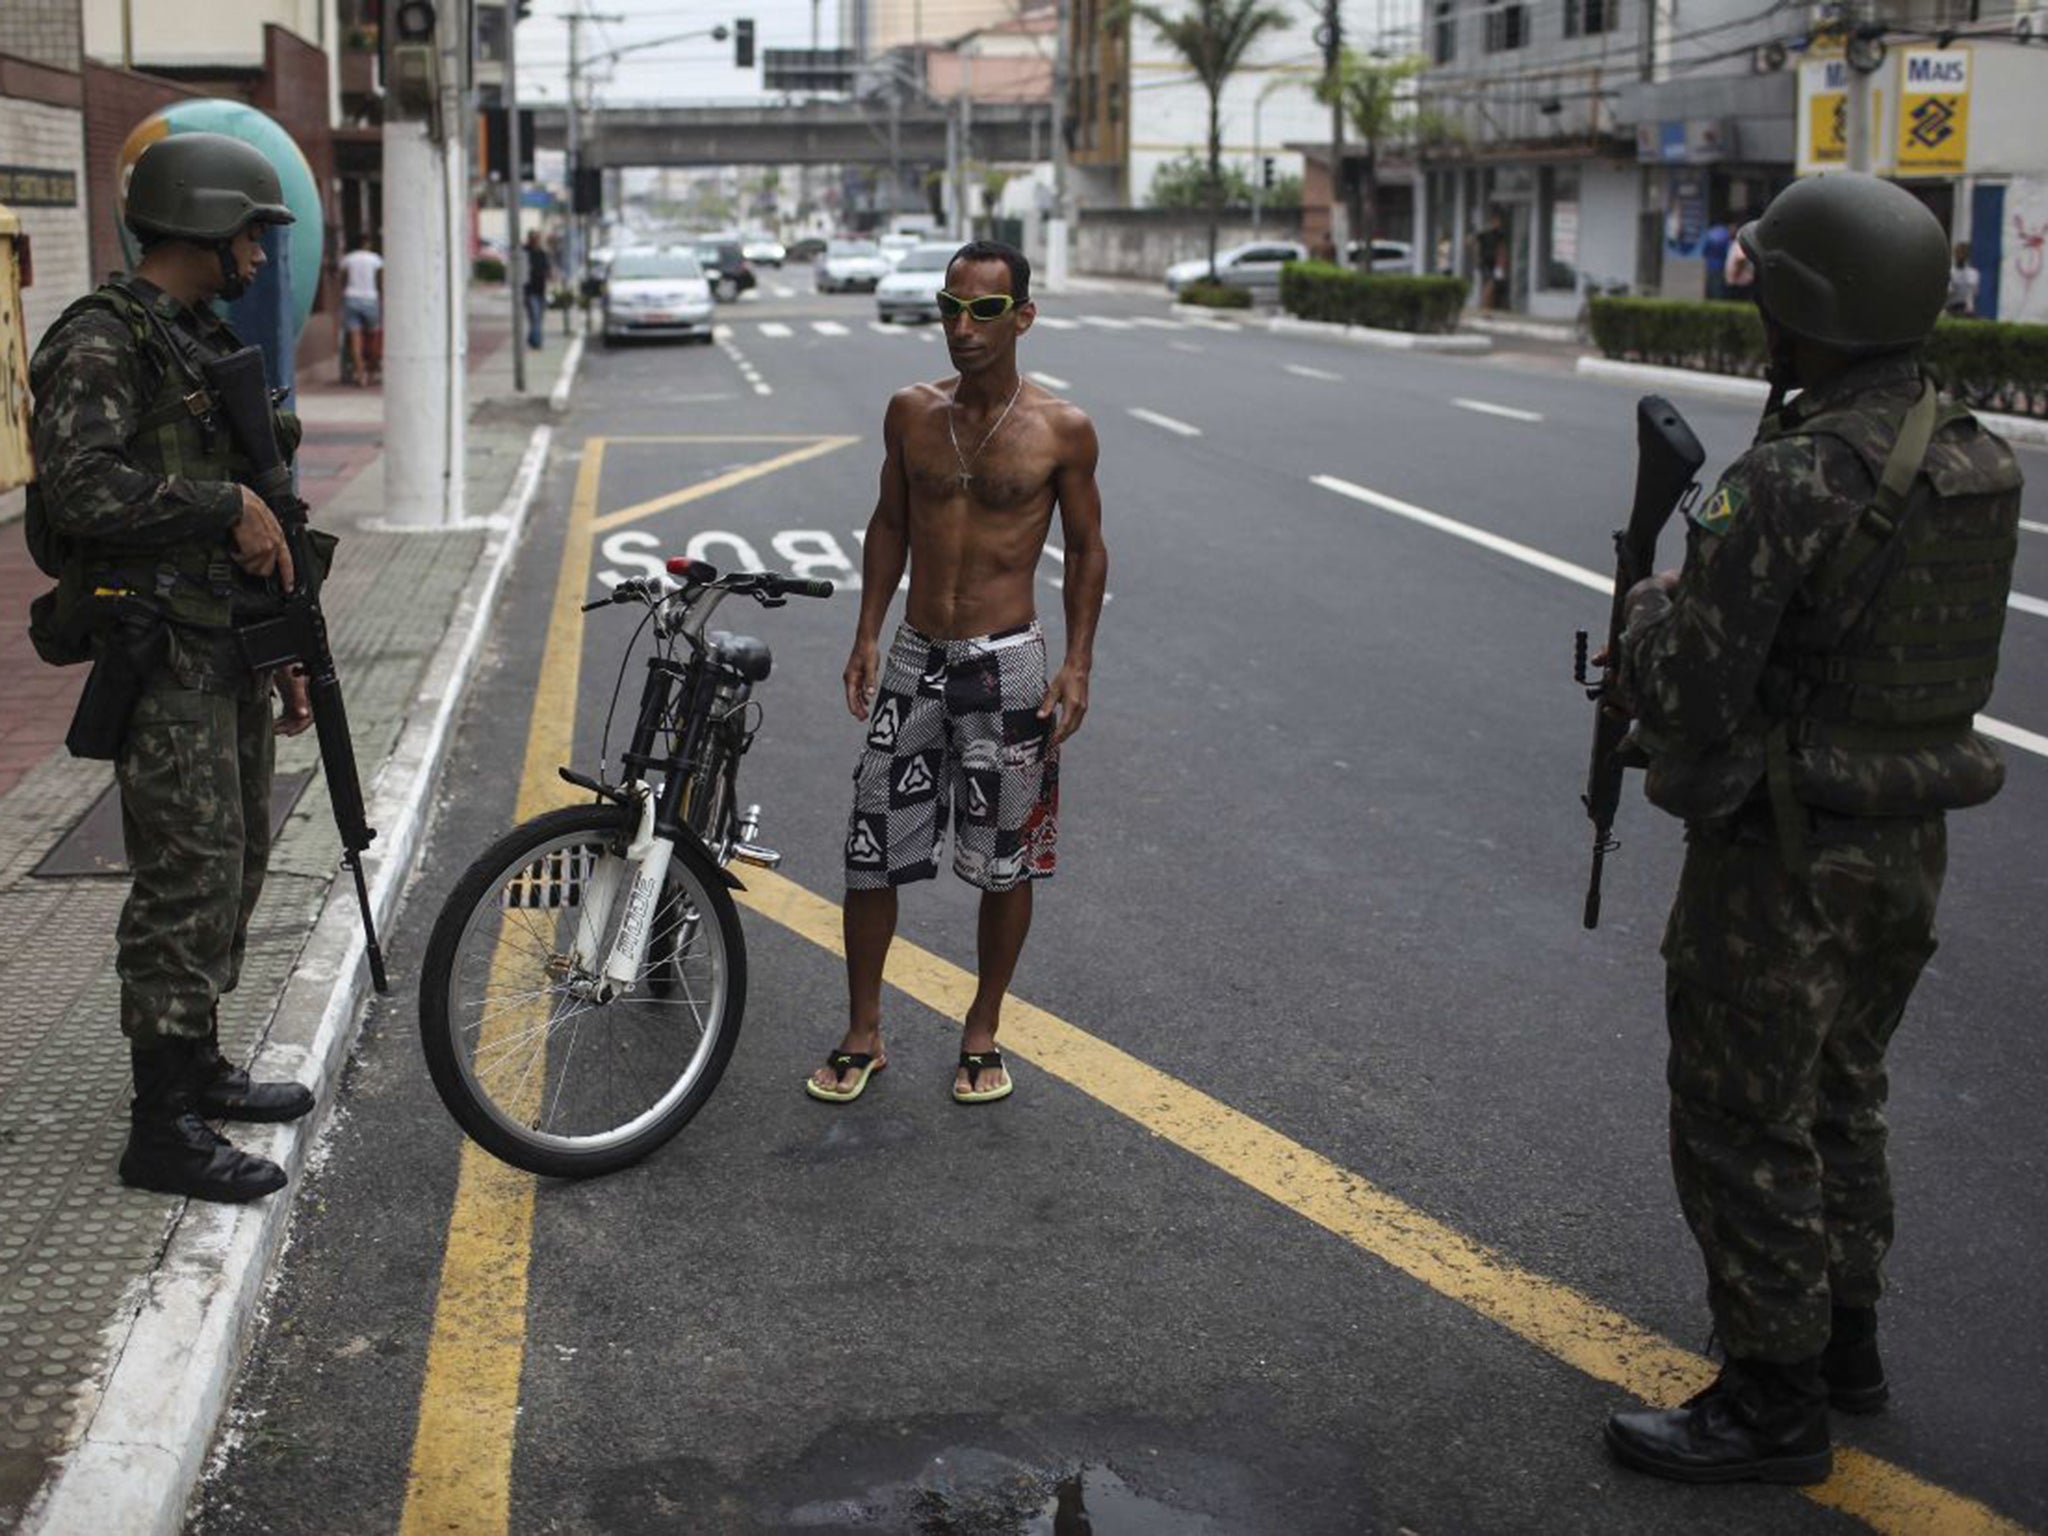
{"left": 712, "top": 324, "right": 733, "bottom": 339}
{"left": 812, "top": 320, "right": 850, "bottom": 336}
{"left": 1453, "top": 397, "right": 1545, "bottom": 424}
{"left": 753, "top": 382, "right": 773, "bottom": 395}
{"left": 1311, "top": 473, "right": 2047, "bottom": 761}
{"left": 1170, "top": 342, "right": 1206, "bottom": 354}
{"left": 757, "top": 322, "right": 794, "bottom": 338}
{"left": 2021, "top": 518, "right": 2048, "bottom": 536}
{"left": 2012, "top": 591, "right": 2048, "bottom": 619}
{"left": 1081, "top": 315, "right": 1136, "bottom": 330}
{"left": 1038, "top": 541, "right": 1114, "bottom": 601}
{"left": 1286, "top": 364, "right": 1344, "bottom": 382}
{"left": 869, "top": 321, "right": 914, "bottom": 335}
{"left": 1128, "top": 407, "right": 1201, "bottom": 437}
{"left": 771, "top": 283, "right": 795, "bottom": 298}
{"left": 1133, "top": 317, "right": 1185, "bottom": 330}
{"left": 1035, "top": 316, "right": 1080, "bottom": 330}
{"left": 1028, "top": 371, "right": 1071, "bottom": 390}
{"left": 1184, "top": 316, "right": 1241, "bottom": 332}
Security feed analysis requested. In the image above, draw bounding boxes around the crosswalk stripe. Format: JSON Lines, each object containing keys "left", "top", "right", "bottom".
{"left": 1184, "top": 316, "right": 1241, "bottom": 332}
{"left": 771, "top": 284, "right": 795, "bottom": 298}
{"left": 1035, "top": 316, "right": 1080, "bottom": 330}
{"left": 1080, "top": 315, "right": 1136, "bottom": 330}
{"left": 812, "top": 321, "right": 849, "bottom": 336}
{"left": 1133, "top": 317, "right": 1186, "bottom": 330}
{"left": 757, "top": 322, "right": 793, "bottom": 338}
{"left": 867, "top": 321, "right": 906, "bottom": 335}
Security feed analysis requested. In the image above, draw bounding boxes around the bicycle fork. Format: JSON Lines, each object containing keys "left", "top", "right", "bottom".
{"left": 566, "top": 789, "right": 673, "bottom": 1003}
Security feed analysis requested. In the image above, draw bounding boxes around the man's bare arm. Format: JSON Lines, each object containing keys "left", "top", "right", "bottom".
{"left": 1042, "top": 409, "right": 1106, "bottom": 744}
{"left": 846, "top": 392, "right": 915, "bottom": 718}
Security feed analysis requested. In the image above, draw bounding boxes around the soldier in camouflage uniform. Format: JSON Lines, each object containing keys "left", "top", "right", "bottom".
{"left": 1604, "top": 175, "right": 2022, "bottom": 1485}
{"left": 27, "top": 134, "right": 320, "bottom": 1204}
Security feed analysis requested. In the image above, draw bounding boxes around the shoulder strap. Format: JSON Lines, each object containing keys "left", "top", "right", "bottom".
{"left": 1809, "top": 380, "right": 1939, "bottom": 600}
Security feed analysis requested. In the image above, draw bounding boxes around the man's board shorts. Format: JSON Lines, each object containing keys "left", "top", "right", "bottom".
{"left": 845, "top": 620, "right": 1059, "bottom": 893}
{"left": 342, "top": 295, "right": 380, "bottom": 332}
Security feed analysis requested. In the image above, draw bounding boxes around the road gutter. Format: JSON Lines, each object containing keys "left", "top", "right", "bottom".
{"left": 1267, "top": 314, "right": 1491, "bottom": 354}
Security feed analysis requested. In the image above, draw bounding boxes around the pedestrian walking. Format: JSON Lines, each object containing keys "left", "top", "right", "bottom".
{"left": 807, "top": 239, "right": 1108, "bottom": 1107}
{"left": 337, "top": 233, "right": 382, "bottom": 386}
{"left": 1946, "top": 241, "right": 1981, "bottom": 317}
{"left": 522, "top": 229, "right": 551, "bottom": 350}
{"left": 1700, "top": 218, "right": 1731, "bottom": 300}
{"left": 25, "top": 133, "right": 325, "bottom": 1203}
{"left": 1606, "top": 174, "right": 2022, "bottom": 1485}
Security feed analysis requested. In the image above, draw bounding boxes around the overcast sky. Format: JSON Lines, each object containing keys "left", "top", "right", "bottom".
{"left": 510, "top": 0, "right": 845, "bottom": 107}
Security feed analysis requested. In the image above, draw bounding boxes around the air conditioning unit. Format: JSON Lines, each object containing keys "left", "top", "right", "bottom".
{"left": 1753, "top": 40, "right": 1790, "bottom": 72}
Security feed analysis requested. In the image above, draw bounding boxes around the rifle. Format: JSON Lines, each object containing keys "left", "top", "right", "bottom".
{"left": 1572, "top": 394, "right": 1706, "bottom": 931}
{"left": 203, "top": 346, "right": 390, "bottom": 993}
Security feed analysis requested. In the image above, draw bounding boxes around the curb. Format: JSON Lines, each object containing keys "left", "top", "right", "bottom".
{"left": 23, "top": 423, "right": 556, "bottom": 1536}
{"left": 1464, "top": 314, "right": 1579, "bottom": 344}
{"left": 1574, "top": 356, "right": 2048, "bottom": 448}
{"left": 1267, "top": 314, "right": 1491, "bottom": 353}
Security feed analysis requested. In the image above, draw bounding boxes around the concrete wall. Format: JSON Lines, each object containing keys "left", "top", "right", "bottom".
{"left": 1576, "top": 158, "right": 1638, "bottom": 291}
{"left": 1960, "top": 45, "right": 2048, "bottom": 177}
{"left": 81, "top": 0, "right": 335, "bottom": 68}
{"left": 1073, "top": 206, "right": 1305, "bottom": 277}
{"left": 0, "top": 84, "right": 91, "bottom": 354}
{"left": 80, "top": 61, "right": 198, "bottom": 285}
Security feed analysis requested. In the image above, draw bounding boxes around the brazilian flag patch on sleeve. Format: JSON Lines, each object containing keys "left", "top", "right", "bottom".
{"left": 1690, "top": 481, "right": 1743, "bottom": 536}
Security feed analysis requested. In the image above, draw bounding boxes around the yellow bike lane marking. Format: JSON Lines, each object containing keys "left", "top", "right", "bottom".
{"left": 400, "top": 435, "right": 2031, "bottom": 1536}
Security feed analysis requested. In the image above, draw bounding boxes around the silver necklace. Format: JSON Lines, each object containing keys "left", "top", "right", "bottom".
{"left": 946, "top": 377, "right": 1024, "bottom": 490}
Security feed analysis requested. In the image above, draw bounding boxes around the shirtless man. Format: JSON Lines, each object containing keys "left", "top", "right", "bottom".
{"left": 806, "top": 240, "right": 1107, "bottom": 1106}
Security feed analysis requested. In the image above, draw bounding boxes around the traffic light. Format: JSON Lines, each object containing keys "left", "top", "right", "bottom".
{"left": 573, "top": 163, "right": 602, "bottom": 215}
{"left": 734, "top": 18, "right": 755, "bottom": 68}
{"left": 1262, "top": 156, "right": 1275, "bottom": 189}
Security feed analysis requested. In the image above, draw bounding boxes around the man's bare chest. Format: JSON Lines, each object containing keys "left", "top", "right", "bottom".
{"left": 906, "top": 412, "right": 1055, "bottom": 512}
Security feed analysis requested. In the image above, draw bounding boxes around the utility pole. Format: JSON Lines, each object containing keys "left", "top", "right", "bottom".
{"left": 567, "top": 13, "right": 584, "bottom": 291}
{"left": 1322, "top": 0, "right": 1346, "bottom": 259}
{"left": 1845, "top": 0, "right": 1875, "bottom": 173}
{"left": 506, "top": 3, "right": 527, "bottom": 393}
{"left": 1047, "top": 0, "right": 1071, "bottom": 291}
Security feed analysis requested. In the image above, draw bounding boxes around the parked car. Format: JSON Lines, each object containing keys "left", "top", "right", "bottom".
{"left": 874, "top": 242, "right": 959, "bottom": 324}
{"left": 1345, "top": 238, "right": 1415, "bottom": 272}
{"left": 742, "top": 233, "right": 786, "bottom": 267}
{"left": 815, "top": 238, "right": 892, "bottom": 293}
{"left": 602, "top": 249, "right": 716, "bottom": 344}
{"left": 1163, "top": 241, "right": 1308, "bottom": 299}
{"left": 690, "top": 240, "right": 756, "bottom": 300}
{"left": 786, "top": 236, "right": 828, "bottom": 263}
{"left": 878, "top": 232, "right": 921, "bottom": 267}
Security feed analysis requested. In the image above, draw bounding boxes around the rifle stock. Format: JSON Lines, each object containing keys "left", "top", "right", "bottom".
{"left": 204, "top": 346, "right": 389, "bottom": 993}
{"left": 1576, "top": 395, "right": 1706, "bottom": 930}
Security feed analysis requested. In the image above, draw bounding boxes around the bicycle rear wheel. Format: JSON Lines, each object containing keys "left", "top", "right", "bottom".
{"left": 419, "top": 801, "right": 747, "bottom": 1178}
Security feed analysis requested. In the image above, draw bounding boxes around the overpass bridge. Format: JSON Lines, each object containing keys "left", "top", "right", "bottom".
{"left": 530, "top": 100, "right": 1054, "bottom": 169}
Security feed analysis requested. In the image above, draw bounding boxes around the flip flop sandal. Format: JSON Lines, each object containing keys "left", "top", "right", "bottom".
{"left": 952, "top": 1049, "right": 1014, "bottom": 1105}
{"left": 804, "top": 1051, "right": 885, "bottom": 1103}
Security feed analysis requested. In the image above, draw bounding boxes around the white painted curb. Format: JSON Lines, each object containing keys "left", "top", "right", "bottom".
{"left": 24, "top": 424, "right": 556, "bottom": 1536}
{"left": 1267, "top": 314, "right": 1491, "bottom": 353}
{"left": 550, "top": 334, "right": 585, "bottom": 413}
{"left": 1575, "top": 356, "right": 2048, "bottom": 449}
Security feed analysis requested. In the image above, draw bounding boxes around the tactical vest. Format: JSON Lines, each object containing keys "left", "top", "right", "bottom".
{"left": 26, "top": 279, "right": 249, "bottom": 638}
{"left": 1752, "top": 377, "right": 2020, "bottom": 859}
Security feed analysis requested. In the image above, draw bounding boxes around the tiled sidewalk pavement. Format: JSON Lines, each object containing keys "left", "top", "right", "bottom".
{"left": 0, "top": 293, "right": 575, "bottom": 1529}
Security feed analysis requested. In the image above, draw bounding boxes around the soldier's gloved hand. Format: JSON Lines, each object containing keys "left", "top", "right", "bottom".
{"left": 232, "top": 486, "right": 296, "bottom": 592}
{"left": 273, "top": 665, "right": 313, "bottom": 737}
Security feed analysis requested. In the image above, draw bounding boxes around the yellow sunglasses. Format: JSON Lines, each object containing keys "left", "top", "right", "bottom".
{"left": 935, "top": 290, "right": 1022, "bottom": 321}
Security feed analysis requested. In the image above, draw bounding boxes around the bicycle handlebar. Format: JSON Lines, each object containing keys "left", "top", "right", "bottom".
{"left": 581, "top": 565, "right": 835, "bottom": 616}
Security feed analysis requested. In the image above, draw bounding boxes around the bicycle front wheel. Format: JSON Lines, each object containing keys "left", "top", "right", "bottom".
{"left": 419, "top": 802, "right": 748, "bottom": 1178}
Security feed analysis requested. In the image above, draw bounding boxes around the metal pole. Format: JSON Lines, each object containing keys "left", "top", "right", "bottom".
{"left": 1252, "top": 93, "right": 1263, "bottom": 238}
{"left": 567, "top": 14, "right": 583, "bottom": 288}
{"left": 1048, "top": 0, "right": 1071, "bottom": 291}
{"left": 888, "top": 88, "right": 902, "bottom": 226}
{"left": 507, "top": 6, "right": 527, "bottom": 393}
{"left": 1324, "top": 0, "right": 1346, "bottom": 259}
{"left": 961, "top": 54, "right": 974, "bottom": 237}
{"left": 1845, "top": 0, "right": 1874, "bottom": 173}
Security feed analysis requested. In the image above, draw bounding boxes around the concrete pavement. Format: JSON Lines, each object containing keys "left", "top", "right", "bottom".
{"left": 0, "top": 289, "right": 577, "bottom": 1534}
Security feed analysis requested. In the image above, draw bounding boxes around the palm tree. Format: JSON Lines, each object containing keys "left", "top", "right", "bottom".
{"left": 1129, "top": 0, "right": 1292, "bottom": 276}
{"left": 1315, "top": 50, "right": 1435, "bottom": 260}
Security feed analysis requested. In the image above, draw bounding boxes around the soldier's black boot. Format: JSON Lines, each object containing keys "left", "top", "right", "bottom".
{"left": 119, "top": 1041, "right": 289, "bottom": 1204}
{"left": 1823, "top": 1305, "right": 1888, "bottom": 1413}
{"left": 1605, "top": 1358, "right": 1832, "bottom": 1486}
{"left": 193, "top": 1014, "right": 315, "bottom": 1123}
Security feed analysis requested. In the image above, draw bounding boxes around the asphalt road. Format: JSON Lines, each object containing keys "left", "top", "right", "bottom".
{"left": 194, "top": 269, "right": 2048, "bottom": 1536}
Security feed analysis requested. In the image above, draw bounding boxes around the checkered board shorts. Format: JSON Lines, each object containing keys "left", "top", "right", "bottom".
{"left": 845, "top": 620, "right": 1060, "bottom": 893}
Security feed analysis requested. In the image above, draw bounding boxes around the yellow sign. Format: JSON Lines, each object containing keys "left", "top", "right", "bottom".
{"left": 1796, "top": 56, "right": 1881, "bottom": 174}
{"left": 1896, "top": 45, "right": 1970, "bottom": 174}
{"left": 0, "top": 204, "right": 33, "bottom": 495}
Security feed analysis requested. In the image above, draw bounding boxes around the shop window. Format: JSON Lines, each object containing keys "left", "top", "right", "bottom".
{"left": 1484, "top": 4, "right": 1527, "bottom": 52}
{"left": 1564, "top": 0, "right": 1617, "bottom": 37}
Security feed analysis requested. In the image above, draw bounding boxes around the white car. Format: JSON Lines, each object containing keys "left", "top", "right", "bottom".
{"left": 1346, "top": 238, "right": 1416, "bottom": 272}
{"left": 815, "top": 239, "right": 892, "bottom": 294}
{"left": 1163, "top": 240, "right": 1308, "bottom": 298}
{"left": 602, "top": 249, "right": 716, "bottom": 343}
{"left": 742, "top": 234, "right": 786, "bottom": 267}
{"left": 874, "top": 242, "right": 959, "bottom": 323}
{"left": 878, "top": 232, "right": 921, "bottom": 267}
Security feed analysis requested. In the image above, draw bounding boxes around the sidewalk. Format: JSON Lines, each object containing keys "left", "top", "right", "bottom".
{"left": 0, "top": 292, "right": 576, "bottom": 1533}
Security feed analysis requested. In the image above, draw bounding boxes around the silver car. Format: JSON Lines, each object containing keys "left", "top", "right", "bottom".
{"left": 602, "top": 250, "right": 716, "bottom": 344}
{"left": 873, "top": 242, "right": 959, "bottom": 323}
{"left": 1163, "top": 241, "right": 1308, "bottom": 299}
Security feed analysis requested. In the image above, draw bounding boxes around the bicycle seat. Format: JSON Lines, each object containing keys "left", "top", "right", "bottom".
{"left": 708, "top": 630, "right": 772, "bottom": 682}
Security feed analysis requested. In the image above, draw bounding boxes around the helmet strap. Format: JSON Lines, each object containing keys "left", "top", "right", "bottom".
{"left": 215, "top": 241, "right": 251, "bottom": 301}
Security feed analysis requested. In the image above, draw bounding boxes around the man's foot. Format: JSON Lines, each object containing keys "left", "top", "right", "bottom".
{"left": 805, "top": 1032, "right": 886, "bottom": 1102}
{"left": 193, "top": 1041, "right": 315, "bottom": 1123}
{"left": 120, "top": 1112, "right": 287, "bottom": 1203}
{"left": 1605, "top": 1360, "right": 1831, "bottom": 1485}
{"left": 953, "top": 1043, "right": 1012, "bottom": 1104}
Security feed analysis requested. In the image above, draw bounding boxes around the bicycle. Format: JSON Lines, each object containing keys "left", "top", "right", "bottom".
{"left": 419, "top": 557, "right": 833, "bottom": 1178}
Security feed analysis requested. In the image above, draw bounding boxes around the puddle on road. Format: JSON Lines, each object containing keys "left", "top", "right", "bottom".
{"left": 1022, "top": 1465, "right": 1225, "bottom": 1535}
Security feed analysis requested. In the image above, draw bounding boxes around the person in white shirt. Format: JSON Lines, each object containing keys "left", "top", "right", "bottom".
{"left": 337, "top": 237, "right": 383, "bottom": 386}
{"left": 1947, "top": 242, "right": 1981, "bottom": 317}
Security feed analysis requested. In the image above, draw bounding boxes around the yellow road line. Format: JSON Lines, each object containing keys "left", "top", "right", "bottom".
{"left": 399, "top": 441, "right": 605, "bottom": 1535}
{"left": 735, "top": 868, "right": 2032, "bottom": 1536}
{"left": 591, "top": 436, "right": 859, "bottom": 534}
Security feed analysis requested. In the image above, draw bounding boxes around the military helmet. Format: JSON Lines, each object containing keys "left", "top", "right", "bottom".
{"left": 1736, "top": 174, "right": 1948, "bottom": 353}
{"left": 125, "top": 133, "right": 295, "bottom": 243}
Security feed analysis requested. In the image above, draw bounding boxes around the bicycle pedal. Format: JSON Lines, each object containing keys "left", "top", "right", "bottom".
{"left": 730, "top": 842, "right": 782, "bottom": 870}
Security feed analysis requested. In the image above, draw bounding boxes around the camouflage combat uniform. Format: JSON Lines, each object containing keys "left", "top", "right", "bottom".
{"left": 28, "top": 275, "right": 291, "bottom": 1050}
{"left": 1618, "top": 353, "right": 2021, "bottom": 1363}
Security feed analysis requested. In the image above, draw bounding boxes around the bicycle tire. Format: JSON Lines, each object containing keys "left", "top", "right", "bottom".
{"left": 418, "top": 801, "right": 748, "bottom": 1178}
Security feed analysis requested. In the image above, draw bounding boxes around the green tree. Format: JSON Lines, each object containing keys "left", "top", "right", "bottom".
{"left": 1128, "top": 0, "right": 1292, "bottom": 273}
{"left": 1314, "top": 51, "right": 1441, "bottom": 256}
{"left": 1146, "top": 151, "right": 1256, "bottom": 210}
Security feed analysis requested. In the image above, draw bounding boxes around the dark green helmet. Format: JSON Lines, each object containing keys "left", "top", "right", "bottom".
{"left": 124, "top": 132, "right": 295, "bottom": 243}
{"left": 1736, "top": 174, "right": 1949, "bottom": 354}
